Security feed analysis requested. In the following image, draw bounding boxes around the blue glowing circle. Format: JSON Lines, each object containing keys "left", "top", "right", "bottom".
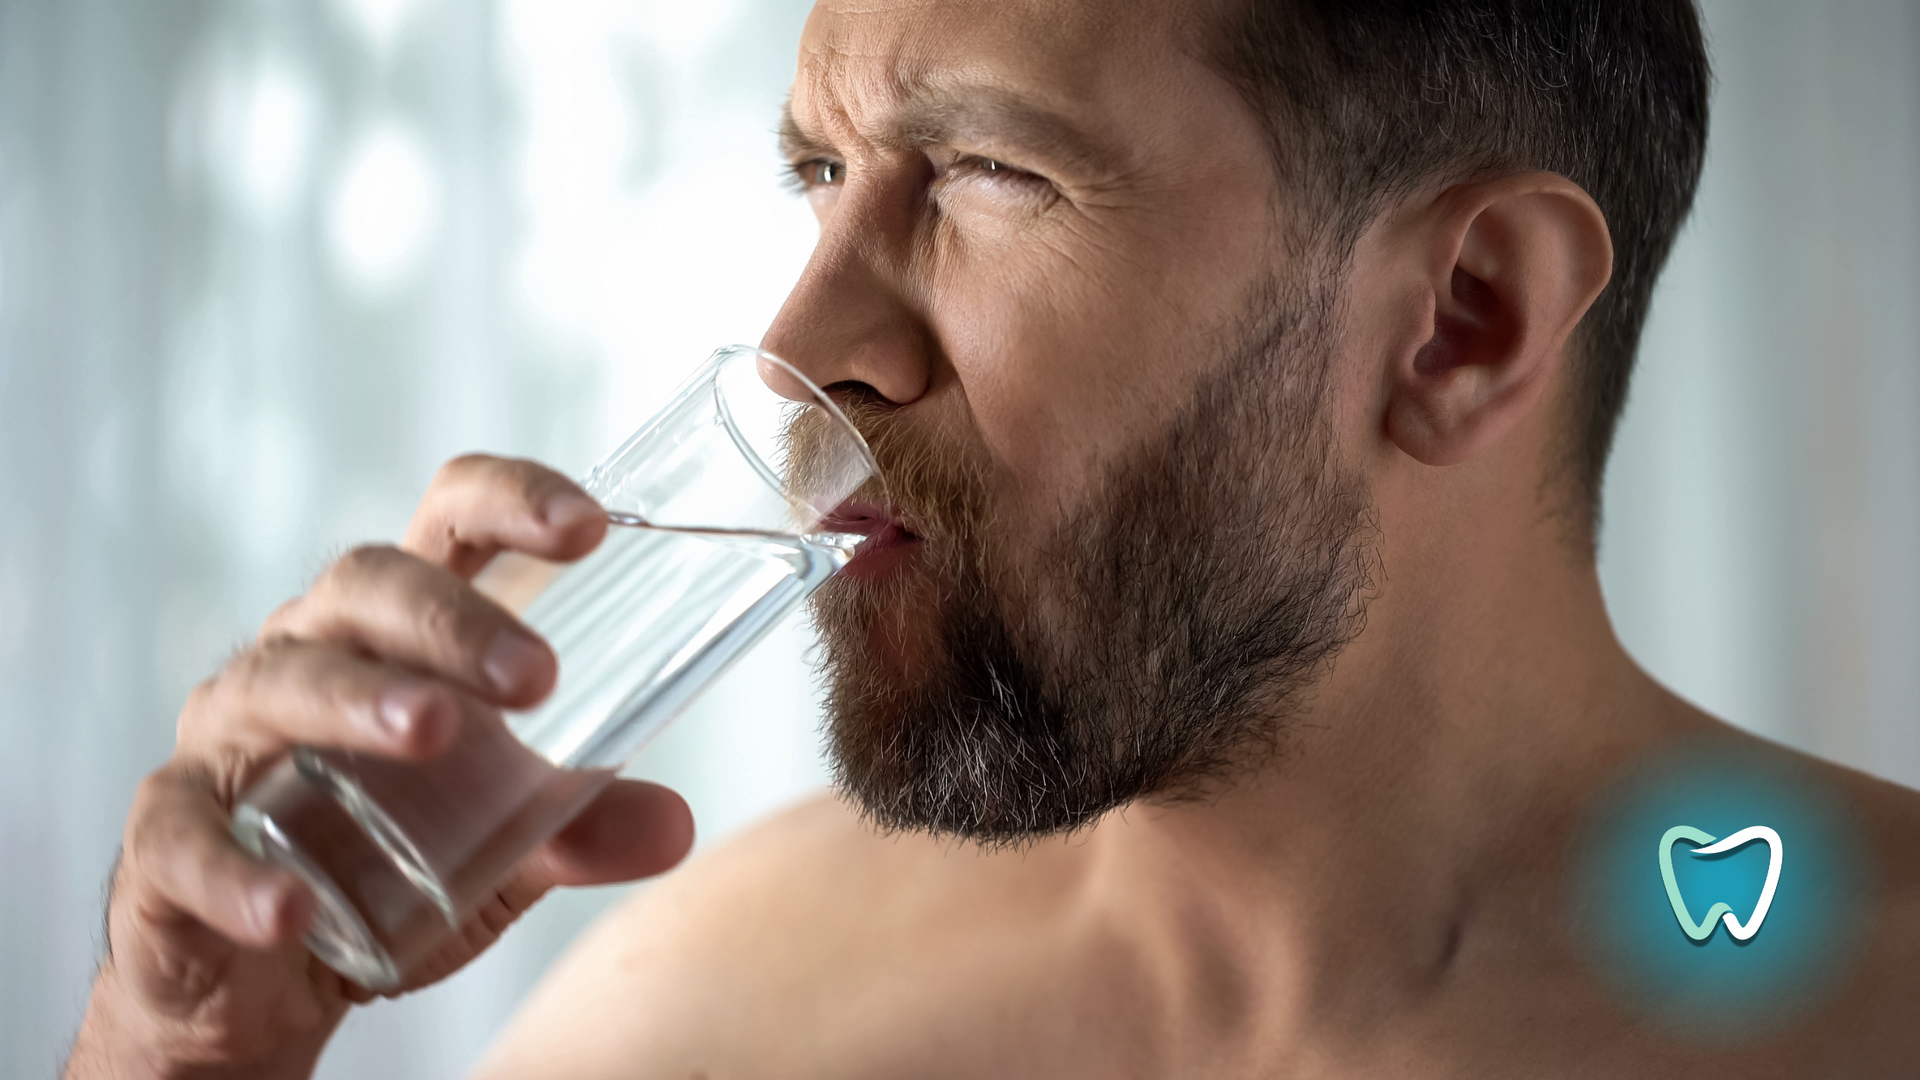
{"left": 1568, "top": 742, "right": 1871, "bottom": 1039}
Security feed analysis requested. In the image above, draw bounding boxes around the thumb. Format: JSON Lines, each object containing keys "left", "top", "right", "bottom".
{"left": 533, "top": 779, "right": 696, "bottom": 887}
{"left": 386, "top": 781, "right": 694, "bottom": 993}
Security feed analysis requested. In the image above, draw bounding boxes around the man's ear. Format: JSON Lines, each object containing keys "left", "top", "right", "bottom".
{"left": 1383, "top": 172, "right": 1613, "bottom": 467}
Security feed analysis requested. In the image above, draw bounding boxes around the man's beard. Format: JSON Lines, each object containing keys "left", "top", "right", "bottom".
{"left": 804, "top": 271, "right": 1378, "bottom": 844}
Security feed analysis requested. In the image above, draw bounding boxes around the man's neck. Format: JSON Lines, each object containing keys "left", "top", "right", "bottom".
{"left": 1079, "top": 507, "right": 1706, "bottom": 1037}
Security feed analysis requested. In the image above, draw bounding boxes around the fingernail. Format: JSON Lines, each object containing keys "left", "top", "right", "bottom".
{"left": 379, "top": 685, "right": 436, "bottom": 738}
{"left": 485, "top": 630, "right": 548, "bottom": 696}
{"left": 543, "top": 490, "right": 601, "bottom": 530}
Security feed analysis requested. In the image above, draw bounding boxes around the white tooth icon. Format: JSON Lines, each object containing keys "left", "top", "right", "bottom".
{"left": 1659, "top": 825, "right": 1783, "bottom": 942}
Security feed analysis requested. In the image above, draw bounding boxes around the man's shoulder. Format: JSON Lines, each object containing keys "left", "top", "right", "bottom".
{"left": 1787, "top": 751, "right": 1920, "bottom": 1062}
{"left": 1715, "top": 730, "right": 1920, "bottom": 944}
{"left": 1824, "top": 753, "right": 1920, "bottom": 940}
{"left": 473, "top": 792, "right": 1092, "bottom": 1079}
{"left": 1674, "top": 721, "right": 1920, "bottom": 900}
{"left": 1786, "top": 744, "right": 1920, "bottom": 898}
{"left": 473, "top": 793, "right": 884, "bottom": 1078}
{"left": 625, "top": 789, "right": 912, "bottom": 939}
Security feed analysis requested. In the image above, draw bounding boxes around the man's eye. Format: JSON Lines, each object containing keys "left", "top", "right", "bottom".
{"left": 961, "top": 156, "right": 1018, "bottom": 177}
{"left": 783, "top": 158, "right": 846, "bottom": 195}
{"left": 950, "top": 155, "right": 1051, "bottom": 195}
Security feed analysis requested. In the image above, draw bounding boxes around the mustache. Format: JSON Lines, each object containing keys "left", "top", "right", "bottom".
{"left": 785, "top": 392, "right": 997, "bottom": 549}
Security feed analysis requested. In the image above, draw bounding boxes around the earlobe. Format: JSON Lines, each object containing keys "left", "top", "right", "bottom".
{"left": 1383, "top": 174, "right": 1613, "bottom": 468}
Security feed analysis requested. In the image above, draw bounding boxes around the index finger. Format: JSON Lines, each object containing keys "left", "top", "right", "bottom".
{"left": 404, "top": 455, "right": 608, "bottom": 577}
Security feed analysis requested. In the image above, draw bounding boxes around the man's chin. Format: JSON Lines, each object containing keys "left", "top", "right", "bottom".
{"left": 814, "top": 561, "right": 949, "bottom": 689}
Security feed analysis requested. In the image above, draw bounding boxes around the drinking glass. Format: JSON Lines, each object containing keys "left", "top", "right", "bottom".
{"left": 230, "top": 345, "right": 877, "bottom": 990}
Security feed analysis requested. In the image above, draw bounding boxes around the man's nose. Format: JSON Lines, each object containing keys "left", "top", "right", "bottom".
{"left": 760, "top": 220, "right": 933, "bottom": 407}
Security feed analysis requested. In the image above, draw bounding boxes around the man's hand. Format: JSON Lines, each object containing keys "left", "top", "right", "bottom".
{"left": 65, "top": 455, "right": 696, "bottom": 1080}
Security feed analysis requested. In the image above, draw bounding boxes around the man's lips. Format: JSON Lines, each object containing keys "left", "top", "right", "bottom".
{"left": 818, "top": 501, "right": 923, "bottom": 581}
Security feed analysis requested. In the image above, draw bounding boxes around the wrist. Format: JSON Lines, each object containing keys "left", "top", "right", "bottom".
{"left": 65, "top": 962, "right": 334, "bottom": 1080}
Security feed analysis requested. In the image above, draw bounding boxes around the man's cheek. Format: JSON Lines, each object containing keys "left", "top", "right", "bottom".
{"left": 936, "top": 270, "right": 1096, "bottom": 430}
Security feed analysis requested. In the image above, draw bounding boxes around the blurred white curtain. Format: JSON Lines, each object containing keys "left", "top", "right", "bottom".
{"left": 1, "top": 1, "right": 1916, "bottom": 1077}
{"left": 1599, "top": 0, "right": 1920, "bottom": 788}
{"left": 0, "top": 0, "right": 828, "bottom": 1076}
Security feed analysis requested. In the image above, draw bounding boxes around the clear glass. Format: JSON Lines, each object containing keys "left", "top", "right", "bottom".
{"left": 230, "top": 346, "right": 877, "bottom": 989}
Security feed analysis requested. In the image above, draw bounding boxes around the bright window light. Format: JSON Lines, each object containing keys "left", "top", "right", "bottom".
{"left": 326, "top": 123, "right": 442, "bottom": 295}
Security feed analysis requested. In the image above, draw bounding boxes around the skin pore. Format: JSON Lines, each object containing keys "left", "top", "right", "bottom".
{"left": 469, "top": 0, "right": 1920, "bottom": 1077}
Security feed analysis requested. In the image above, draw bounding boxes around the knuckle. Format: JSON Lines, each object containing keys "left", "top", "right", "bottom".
{"left": 180, "top": 676, "right": 217, "bottom": 718}
{"left": 434, "top": 453, "right": 494, "bottom": 490}
{"left": 310, "top": 555, "right": 351, "bottom": 603}
{"left": 124, "top": 770, "right": 186, "bottom": 862}
{"left": 127, "top": 770, "right": 168, "bottom": 825}
{"left": 313, "top": 543, "right": 411, "bottom": 609}
{"left": 212, "top": 645, "right": 272, "bottom": 706}
{"left": 334, "top": 541, "right": 404, "bottom": 583}
{"left": 179, "top": 677, "right": 220, "bottom": 737}
{"left": 417, "top": 580, "right": 483, "bottom": 650}
{"left": 181, "top": 650, "right": 258, "bottom": 744}
{"left": 206, "top": 746, "right": 257, "bottom": 808}
{"left": 465, "top": 452, "right": 543, "bottom": 501}
{"left": 506, "top": 458, "right": 551, "bottom": 500}
{"left": 257, "top": 594, "right": 306, "bottom": 638}
{"left": 185, "top": 645, "right": 307, "bottom": 770}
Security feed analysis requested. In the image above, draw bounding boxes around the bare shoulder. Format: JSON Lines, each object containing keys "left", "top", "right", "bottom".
{"left": 471, "top": 792, "right": 1092, "bottom": 1080}
{"left": 1679, "top": 718, "right": 1920, "bottom": 942}
{"left": 1724, "top": 726, "right": 1920, "bottom": 959}
{"left": 1713, "top": 739, "right": 1920, "bottom": 1064}
{"left": 1771, "top": 752, "right": 1920, "bottom": 1065}
{"left": 1827, "top": 755, "right": 1920, "bottom": 957}
{"left": 1776, "top": 743, "right": 1920, "bottom": 918}
{"left": 471, "top": 793, "right": 895, "bottom": 1080}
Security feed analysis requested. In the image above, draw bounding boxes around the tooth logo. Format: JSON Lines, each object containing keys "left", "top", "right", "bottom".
{"left": 1659, "top": 825, "right": 1783, "bottom": 942}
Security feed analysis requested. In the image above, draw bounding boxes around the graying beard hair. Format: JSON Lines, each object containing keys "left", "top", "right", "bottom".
{"left": 813, "top": 270, "right": 1380, "bottom": 845}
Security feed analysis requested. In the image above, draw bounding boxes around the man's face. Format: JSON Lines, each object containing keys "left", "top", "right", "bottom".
{"left": 773, "top": 0, "right": 1377, "bottom": 840}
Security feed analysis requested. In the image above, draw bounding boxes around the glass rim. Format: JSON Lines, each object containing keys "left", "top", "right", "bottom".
{"left": 716, "top": 343, "right": 881, "bottom": 486}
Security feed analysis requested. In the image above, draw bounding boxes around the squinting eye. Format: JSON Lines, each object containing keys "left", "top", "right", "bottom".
{"left": 941, "top": 155, "right": 1056, "bottom": 209}
{"left": 954, "top": 155, "right": 1047, "bottom": 191}
{"left": 964, "top": 157, "right": 1016, "bottom": 176}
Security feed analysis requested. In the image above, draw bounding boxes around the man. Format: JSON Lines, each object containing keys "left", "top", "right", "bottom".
{"left": 65, "top": 0, "right": 1920, "bottom": 1076}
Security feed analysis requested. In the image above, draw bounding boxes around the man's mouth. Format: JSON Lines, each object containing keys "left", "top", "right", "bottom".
{"left": 818, "top": 500, "right": 923, "bottom": 582}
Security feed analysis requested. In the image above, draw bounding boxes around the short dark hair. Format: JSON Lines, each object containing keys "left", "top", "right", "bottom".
{"left": 1210, "top": 0, "right": 1710, "bottom": 534}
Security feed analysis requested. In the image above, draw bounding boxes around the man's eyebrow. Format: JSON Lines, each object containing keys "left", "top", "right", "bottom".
{"left": 779, "top": 103, "right": 833, "bottom": 162}
{"left": 779, "top": 89, "right": 1127, "bottom": 180}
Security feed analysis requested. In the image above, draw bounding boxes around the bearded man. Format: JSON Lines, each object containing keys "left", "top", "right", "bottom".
{"left": 66, "top": 1, "right": 1920, "bottom": 1077}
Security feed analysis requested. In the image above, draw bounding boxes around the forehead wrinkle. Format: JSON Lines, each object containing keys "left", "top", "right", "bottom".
{"left": 787, "top": 32, "right": 918, "bottom": 156}
{"left": 794, "top": 0, "right": 1235, "bottom": 158}
{"left": 796, "top": 5, "right": 1144, "bottom": 170}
